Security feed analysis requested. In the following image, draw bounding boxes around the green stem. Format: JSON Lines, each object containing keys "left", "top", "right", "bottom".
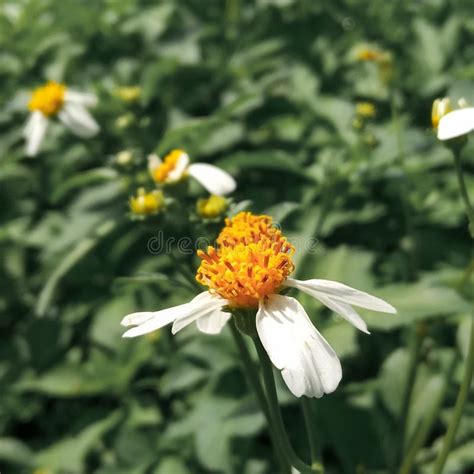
{"left": 395, "top": 325, "right": 423, "bottom": 469}
{"left": 229, "top": 323, "right": 289, "bottom": 473}
{"left": 452, "top": 147, "right": 474, "bottom": 238}
{"left": 399, "top": 354, "right": 457, "bottom": 474}
{"left": 301, "top": 398, "right": 323, "bottom": 472}
{"left": 253, "top": 337, "right": 321, "bottom": 473}
{"left": 433, "top": 315, "right": 474, "bottom": 474}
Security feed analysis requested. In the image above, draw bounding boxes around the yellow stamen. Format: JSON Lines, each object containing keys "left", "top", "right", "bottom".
{"left": 197, "top": 195, "right": 228, "bottom": 219}
{"left": 432, "top": 97, "right": 453, "bottom": 129}
{"left": 196, "top": 212, "right": 295, "bottom": 308}
{"left": 151, "top": 149, "right": 186, "bottom": 183}
{"left": 129, "top": 188, "right": 164, "bottom": 215}
{"left": 28, "top": 81, "right": 66, "bottom": 116}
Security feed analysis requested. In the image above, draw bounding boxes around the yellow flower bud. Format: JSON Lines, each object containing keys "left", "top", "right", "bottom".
{"left": 196, "top": 195, "right": 228, "bottom": 219}
{"left": 129, "top": 188, "right": 164, "bottom": 216}
{"left": 116, "top": 86, "right": 141, "bottom": 102}
{"left": 432, "top": 98, "right": 453, "bottom": 128}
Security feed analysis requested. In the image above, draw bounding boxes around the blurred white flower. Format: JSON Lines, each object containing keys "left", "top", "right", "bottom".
{"left": 438, "top": 107, "right": 474, "bottom": 141}
{"left": 121, "top": 212, "right": 395, "bottom": 398}
{"left": 24, "top": 81, "right": 99, "bottom": 156}
{"left": 433, "top": 96, "right": 474, "bottom": 141}
{"left": 148, "top": 149, "right": 236, "bottom": 196}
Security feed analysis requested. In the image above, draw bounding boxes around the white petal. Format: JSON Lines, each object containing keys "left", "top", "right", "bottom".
{"left": 171, "top": 292, "right": 227, "bottom": 334}
{"left": 65, "top": 90, "right": 98, "bottom": 107}
{"left": 24, "top": 111, "right": 48, "bottom": 156}
{"left": 58, "top": 103, "right": 99, "bottom": 137}
{"left": 196, "top": 308, "right": 231, "bottom": 334}
{"left": 285, "top": 278, "right": 396, "bottom": 313}
{"left": 188, "top": 163, "right": 236, "bottom": 196}
{"left": 167, "top": 151, "right": 189, "bottom": 182}
{"left": 148, "top": 153, "right": 162, "bottom": 174}
{"left": 122, "top": 302, "right": 191, "bottom": 338}
{"left": 256, "top": 295, "right": 342, "bottom": 398}
{"left": 437, "top": 108, "right": 474, "bottom": 140}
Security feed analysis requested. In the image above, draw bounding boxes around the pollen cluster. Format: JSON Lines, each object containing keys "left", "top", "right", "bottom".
{"left": 29, "top": 81, "right": 66, "bottom": 116}
{"left": 196, "top": 212, "right": 295, "bottom": 308}
{"left": 152, "top": 149, "right": 185, "bottom": 183}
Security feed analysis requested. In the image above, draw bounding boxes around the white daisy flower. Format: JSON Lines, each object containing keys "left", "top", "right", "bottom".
{"left": 121, "top": 212, "right": 396, "bottom": 398}
{"left": 24, "top": 81, "right": 100, "bottom": 156}
{"left": 148, "top": 149, "right": 236, "bottom": 196}
{"left": 433, "top": 96, "right": 474, "bottom": 141}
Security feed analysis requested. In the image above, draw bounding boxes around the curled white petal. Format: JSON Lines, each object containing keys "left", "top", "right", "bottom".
{"left": 256, "top": 294, "right": 342, "bottom": 398}
{"left": 65, "top": 90, "right": 98, "bottom": 107}
{"left": 167, "top": 151, "right": 190, "bottom": 182}
{"left": 284, "top": 278, "right": 395, "bottom": 333}
{"left": 188, "top": 163, "right": 236, "bottom": 196}
{"left": 122, "top": 302, "right": 191, "bottom": 338}
{"left": 148, "top": 153, "right": 162, "bottom": 174}
{"left": 24, "top": 111, "right": 48, "bottom": 156}
{"left": 437, "top": 108, "right": 474, "bottom": 140}
{"left": 171, "top": 292, "right": 228, "bottom": 334}
{"left": 196, "top": 308, "right": 231, "bottom": 334}
{"left": 58, "top": 102, "right": 99, "bottom": 137}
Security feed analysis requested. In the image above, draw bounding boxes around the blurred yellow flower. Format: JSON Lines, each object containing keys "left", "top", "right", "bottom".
{"left": 197, "top": 195, "right": 228, "bottom": 218}
{"left": 129, "top": 188, "right": 164, "bottom": 216}
{"left": 116, "top": 86, "right": 141, "bottom": 102}
{"left": 357, "top": 48, "right": 384, "bottom": 62}
{"left": 115, "top": 113, "right": 134, "bottom": 129}
{"left": 33, "top": 469, "right": 52, "bottom": 474}
{"left": 24, "top": 81, "right": 99, "bottom": 156}
{"left": 356, "top": 102, "right": 376, "bottom": 119}
{"left": 148, "top": 150, "right": 236, "bottom": 195}
{"left": 29, "top": 81, "right": 66, "bottom": 116}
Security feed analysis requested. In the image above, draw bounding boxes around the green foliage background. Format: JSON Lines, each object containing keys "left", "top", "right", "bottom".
{"left": 1, "top": 0, "right": 473, "bottom": 473}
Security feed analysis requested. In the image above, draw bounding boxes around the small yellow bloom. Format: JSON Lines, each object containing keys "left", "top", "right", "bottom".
{"left": 197, "top": 195, "right": 228, "bottom": 219}
{"left": 356, "top": 102, "right": 376, "bottom": 119}
{"left": 129, "top": 188, "right": 164, "bottom": 216}
{"left": 29, "top": 81, "right": 66, "bottom": 116}
{"left": 116, "top": 86, "right": 141, "bottom": 102}
{"left": 431, "top": 97, "right": 453, "bottom": 128}
{"left": 357, "top": 48, "right": 383, "bottom": 62}
{"left": 149, "top": 150, "right": 189, "bottom": 184}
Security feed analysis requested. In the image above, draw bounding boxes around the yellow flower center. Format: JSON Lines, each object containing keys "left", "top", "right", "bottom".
{"left": 151, "top": 149, "right": 186, "bottom": 183}
{"left": 357, "top": 49, "right": 383, "bottom": 62}
{"left": 197, "top": 195, "right": 228, "bottom": 219}
{"left": 431, "top": 97, "right": 452, "bottom": 128}
{"left": 28, "top": 81, "right": 66, "bottom": 116}
{"left": 129, "top": 188, "right": 164, "bottom": 215}
{"left": 196, "top": 212, "right": 295, "bottom": 308}
{"left": 356, "top": 102, "right": 376, "bottom": 119}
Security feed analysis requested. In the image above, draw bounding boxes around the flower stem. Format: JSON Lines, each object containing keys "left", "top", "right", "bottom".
{"left": 229, "top": 323, "right": 289, "bottom": 473}
{"left": 301, "top": 397, "right": 324, "bottom": 472}
{"left": 253, "top": 337, "right": 322, "bottom": 473}
{"left": 433, "top": 314, "right": 474, "bottom": 474}
{"left": 395, "top": 325, "right": 423, "bottom": 469}
{"left": 399, "top": 353, "right": 457, "bottom": 474}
